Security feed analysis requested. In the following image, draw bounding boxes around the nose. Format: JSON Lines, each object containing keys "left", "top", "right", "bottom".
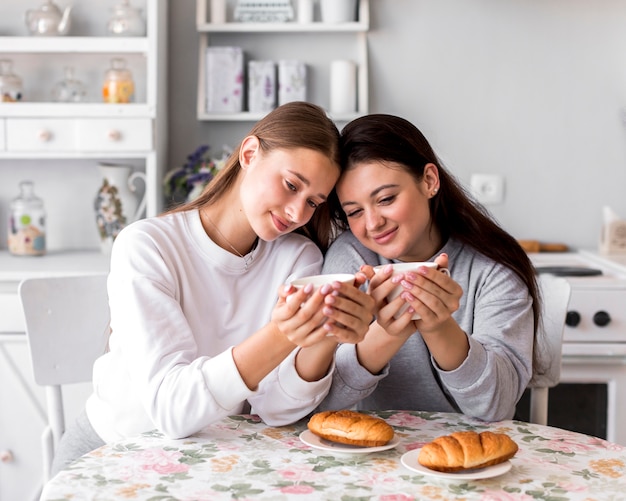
{"left": 365, "top": 208, "right": 385, "bottom": 231}
{"left": 286, "top": 200, "right": 308, "bottom": 225}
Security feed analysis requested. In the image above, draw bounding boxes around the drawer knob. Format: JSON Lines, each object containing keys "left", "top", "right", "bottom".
{"left": 565, "top": 311, "right": 580, "bottom": 327}
{"left": 38, "top": 129, "right": 52, "bottom": 142}
{"left": 593, "top": 311, "right": 611, "bottom": 327}
{"left": 0, "top": 450, "right": 14, "bottom": 463}
{"left": 108, "top": 130, "right": 122, "bottom": 141}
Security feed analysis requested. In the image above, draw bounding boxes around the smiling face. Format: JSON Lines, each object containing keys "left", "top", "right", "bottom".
{"left": 336, "top": 160, "right": 442, "bottom": 262}
{"left": 240, "top": 140, "right": 340, "bottom": 242}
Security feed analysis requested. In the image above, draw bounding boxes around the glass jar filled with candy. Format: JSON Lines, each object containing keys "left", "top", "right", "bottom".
{"left": 8, "top": 181, "right": 46, "bottom": 256}
{"left": 102, "top": 58, "right": 135, "bottom": 103}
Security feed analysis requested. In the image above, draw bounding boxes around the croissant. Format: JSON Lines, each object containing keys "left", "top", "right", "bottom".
{"left": 307, "top": 410, "right": 395, "bottom": 447}
{"left": 418, "top": 431, "right": 518, "bottom": 472}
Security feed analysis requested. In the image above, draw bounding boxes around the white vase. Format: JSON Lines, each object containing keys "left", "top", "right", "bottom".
{"left": 94, "top": 163, "right": 147, "bottom": 253}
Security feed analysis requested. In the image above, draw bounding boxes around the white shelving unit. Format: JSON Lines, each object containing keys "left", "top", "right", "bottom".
{"left": 0, "top": 1, "right": 167, "bottom": 218}
{"left": 0, "top": 2, "right": 167, "bottom": 499}
{"left": 195, "top": 0, "right": 369, "bottom": 122}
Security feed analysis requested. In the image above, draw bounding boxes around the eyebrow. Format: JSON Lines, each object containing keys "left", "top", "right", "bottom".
{"left": 341, "top": 184, "right": 398, "bottom": 208}
{"left": 289, "top": 170, "right": 328, "bottom": 201}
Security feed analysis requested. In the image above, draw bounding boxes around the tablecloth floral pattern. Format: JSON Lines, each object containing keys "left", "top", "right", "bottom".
{"left": 43, "top": 410, "right": 626, "bottom": 500}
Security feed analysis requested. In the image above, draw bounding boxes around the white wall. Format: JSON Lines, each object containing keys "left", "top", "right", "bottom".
{"left": 168, "top": 0, "right": 626, "bottom": 251}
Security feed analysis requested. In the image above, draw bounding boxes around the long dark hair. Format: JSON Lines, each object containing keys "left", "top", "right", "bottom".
{"left": 167, "top": 102, "right": 341, "bottom": 252}
{"left": 331, "top": 114, "right": 541, "bottom": 348}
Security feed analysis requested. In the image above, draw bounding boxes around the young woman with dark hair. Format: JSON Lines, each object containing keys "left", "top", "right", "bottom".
{"left": 319, "top": 113, "right": 540, "bottom": 421}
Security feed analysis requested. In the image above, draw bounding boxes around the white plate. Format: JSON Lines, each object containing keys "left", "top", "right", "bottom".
{"left": 401, "top": 449, "right": 512, "bottom": 480}
{"left": 299, "top": 429, "right": 400, "bottom": 455}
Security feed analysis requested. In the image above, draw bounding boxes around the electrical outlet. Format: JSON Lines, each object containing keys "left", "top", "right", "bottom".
{"left": 470, "top": 174, "right": 504, "bottom": 205}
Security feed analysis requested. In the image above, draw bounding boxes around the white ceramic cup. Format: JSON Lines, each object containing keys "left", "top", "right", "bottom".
{"left": 287, "top": 273, "right": 355, "bottom": 329}
{"left": 289, "top": 273, "right": 355, "bottom": 293}
{"left": 373, "top": 262, "right": 450, "bottom": 320}
{"left": 287, "top": 273, "right": 355, "bottom": 305}
{"left": 320, "top": 0, "right": 357, "bottom": 23}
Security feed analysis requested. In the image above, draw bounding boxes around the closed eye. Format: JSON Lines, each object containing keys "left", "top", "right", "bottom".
{"left": 345, "top": 207, "right": 363, "bottom": 218}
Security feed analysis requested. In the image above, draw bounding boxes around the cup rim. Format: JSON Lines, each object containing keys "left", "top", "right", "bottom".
{"left": 373, "top": 262, "right": 438, "bottom": 272}
{"left": 290, "top": 273, "right": 355, "bottom": 287}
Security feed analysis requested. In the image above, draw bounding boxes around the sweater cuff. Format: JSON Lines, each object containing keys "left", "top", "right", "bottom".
{"left": 206, "top": 347, "right": 254, "bottom": 410}
{"left": 335, "top": 343, "right": 389, "bottom": 389}
{"left": 435, "top": 334, "right": 486, "bottom": 389}
{"left": 277, "top": 348, "right": 334, "bottom": 398}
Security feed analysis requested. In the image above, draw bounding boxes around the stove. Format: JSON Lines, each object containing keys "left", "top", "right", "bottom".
{"left": 530, "top": 251, "right": 626, "bottom": 355}
{"left": 528, "top": 251, "right": 626, "bottom": 445}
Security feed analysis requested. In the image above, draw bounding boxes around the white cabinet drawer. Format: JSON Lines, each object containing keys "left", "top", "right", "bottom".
{"left": 5, "top": 118, "right": 152, "bottom": 153}
{"left": 0, "top": 119, "right": 5, "bottom": 151}
{"left": 6, "top": 118, "right": 76, "bottom": 151}
{"left": 77, "top": 118, "right": 153, "bottom": 152}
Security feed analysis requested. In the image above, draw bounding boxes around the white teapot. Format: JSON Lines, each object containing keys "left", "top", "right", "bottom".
{"left": 25, "top": 0, "right": 72, "bottom": 36}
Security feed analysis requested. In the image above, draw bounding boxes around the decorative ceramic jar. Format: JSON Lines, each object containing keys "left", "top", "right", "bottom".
{"left": 8, "top": 181, "right": 46, "bottom": 256}
{"left": 51, "top": 66, "right": 86, "bottom": 102}
{"left": 94, "top": 163, "right": 146, "bottom": 253}
{"left": 102, "top": 58, "right": 135, "bottom": 103}
{"left": 107, "top": 0, "right": 146, "bottom": 36}
{"left": 0, "top": 59, "right": 23, "bottom": 102}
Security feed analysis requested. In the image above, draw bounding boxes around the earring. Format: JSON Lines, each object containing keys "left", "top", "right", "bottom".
{"left": 432, "top": 188, "right": 438, "bottom": 196}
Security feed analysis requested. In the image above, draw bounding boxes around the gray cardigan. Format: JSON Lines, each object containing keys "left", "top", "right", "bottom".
{"left": 320, "top": 231, "right": 534, "bottom": 421}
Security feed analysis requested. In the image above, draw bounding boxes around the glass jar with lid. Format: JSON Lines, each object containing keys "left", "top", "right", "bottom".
{"left": 8, "top": 181, "right": 46, "bottom": 256}
{"left": 0, "top": 59, "right": 24, "bottom": 102}
{"left": 51, "top": 66, "right": 86, "bottom": 102}
{"left": 107, "top": 0, "right": 146, "bottom": 36}
{"left": 102, "top": 58, "right": 135, "bottom": 103}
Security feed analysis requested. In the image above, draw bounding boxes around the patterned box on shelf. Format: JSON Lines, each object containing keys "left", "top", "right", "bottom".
{"left": 248, "top": 60, "right": 276, "bottom": 113}
{"left": 205, "top": 46, "right": 244, "bottom": 113}
{"left": 278, "top": 60, "right": 307, "bottom": 106}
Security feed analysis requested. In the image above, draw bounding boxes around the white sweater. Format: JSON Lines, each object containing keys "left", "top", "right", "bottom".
{"left": 87, "top": 210, "right": 332, "bottom": 443}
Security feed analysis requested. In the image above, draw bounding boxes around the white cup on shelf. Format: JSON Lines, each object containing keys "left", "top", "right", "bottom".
{"left": 320, "top": 0, "right": 357, "bottom": 23}
{"left": 210, "top": 0, "right": 227, "bottom": 24}
{"left": 297, "top": 0, "right": 315, "bottom": 23}
{"left": 329, "top": 59, "right": 357, "bottom": 114}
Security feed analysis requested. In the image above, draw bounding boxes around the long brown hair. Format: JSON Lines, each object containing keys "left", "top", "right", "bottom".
{"left": 331, "top": 114, "right": 541, "bottom": 354}
{"left": 167, "top": 102, "right": 341, "bottom": 252}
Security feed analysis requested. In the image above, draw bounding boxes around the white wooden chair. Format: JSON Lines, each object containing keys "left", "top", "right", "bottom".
{"left": 527, "top": 273, "right": 571, "bottom": 425}
{"left": 18, "top": 274, "right": 110, "bottom": 485}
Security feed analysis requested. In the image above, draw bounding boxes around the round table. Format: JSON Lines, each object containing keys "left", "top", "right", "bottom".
{"left": 42, "top": 410, "right": 626, "bottom": 500}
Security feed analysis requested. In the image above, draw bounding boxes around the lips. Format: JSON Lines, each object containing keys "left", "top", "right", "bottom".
{"left": 271, "top": 213, "right": 290, "bottom": 233}
{"left": 371, "top": 227, "right": 397, "bottom": 245}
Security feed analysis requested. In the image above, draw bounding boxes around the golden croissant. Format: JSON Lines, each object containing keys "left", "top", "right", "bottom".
{"left": 418, "top": 430, "right": 518, "bottom": 472}
{"left": 307, "top": 410, "right": 394, "bottom": 447}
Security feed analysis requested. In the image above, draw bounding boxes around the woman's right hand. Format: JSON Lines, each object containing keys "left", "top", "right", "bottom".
{"left": 271, "top": 282, "right": 333, "bottom": 348}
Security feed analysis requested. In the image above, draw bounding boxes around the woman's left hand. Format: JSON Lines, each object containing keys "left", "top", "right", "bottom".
{"left": 321, "top": 272, "right": 375, "bottom": 343}
{"left": 396, "top": 254, "right": 463, "bottom": 333}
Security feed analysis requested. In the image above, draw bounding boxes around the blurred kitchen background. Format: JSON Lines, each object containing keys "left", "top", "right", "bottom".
{"left": 169, "top": 0, "right": 626, "bottom": 252}
{"left": 2, "top": 0, "right": 626, "bottom": 251}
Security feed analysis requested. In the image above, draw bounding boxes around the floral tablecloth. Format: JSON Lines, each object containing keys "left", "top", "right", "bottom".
{"left": 42, "top": 410, "right": 626, "bottom": 500}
